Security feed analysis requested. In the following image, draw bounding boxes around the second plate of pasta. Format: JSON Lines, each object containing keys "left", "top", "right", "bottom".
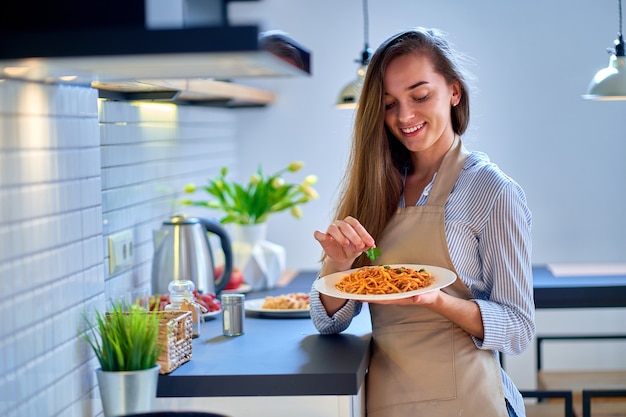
{"left": 314, "top": 264, "right": 457, "bottom": 301}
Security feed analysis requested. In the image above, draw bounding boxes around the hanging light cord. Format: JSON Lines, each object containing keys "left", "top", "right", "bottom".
{"left": 619, "top": 0, "right": 623, "bottom": 36}
{"left": 359, "top": 0, "right": 372, "bottom": 65}
{"left": 363, "top": 0, "right": 369, "bottom": 51}
{"left": 616, "top": 0, "right": 625, "bottom": 56}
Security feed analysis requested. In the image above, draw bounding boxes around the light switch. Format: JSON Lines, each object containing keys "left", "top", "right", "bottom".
{"left": 108, "top": 229, "right": 134, "bottom": 274}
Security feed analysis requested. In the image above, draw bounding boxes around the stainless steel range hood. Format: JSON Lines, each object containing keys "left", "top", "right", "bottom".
{"left": 0, "top": 0, "right": 311, "bottom": 107}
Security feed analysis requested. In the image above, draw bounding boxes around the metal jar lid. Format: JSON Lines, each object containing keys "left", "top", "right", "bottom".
{"left": 221, "top": 293, "right": 245, "bottom": 304}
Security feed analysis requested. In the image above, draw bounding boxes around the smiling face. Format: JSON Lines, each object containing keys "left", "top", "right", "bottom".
{"left": 383, "top": 53, "right": 461, "bottom": 155}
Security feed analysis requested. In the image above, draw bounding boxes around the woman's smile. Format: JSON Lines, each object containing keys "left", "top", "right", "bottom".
{"left": 400, "top": 122, "right": 426, "bottom": 136}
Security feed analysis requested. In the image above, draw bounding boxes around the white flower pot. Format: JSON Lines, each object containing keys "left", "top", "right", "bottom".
{"left": 232, "top": 223, "right": 268, "bottom": 248}
{"left": 96, "top": 365, "right": 160, "bottom": 417}
{"left": 230, "top": 223, "right": 285, "bottom": 291}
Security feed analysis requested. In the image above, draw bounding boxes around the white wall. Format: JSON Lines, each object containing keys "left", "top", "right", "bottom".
{"left": 227, "top": 0, "right": 626, "bottom": 270}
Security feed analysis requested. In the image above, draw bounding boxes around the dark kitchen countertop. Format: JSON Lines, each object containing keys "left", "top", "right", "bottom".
{"left": 157, "top": 271, "right": 372, "bottom": 398}
{"left": 532, "top": 265, "right": 626, "bottom": 309}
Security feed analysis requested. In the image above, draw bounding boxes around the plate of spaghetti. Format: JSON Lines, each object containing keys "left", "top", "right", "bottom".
{"left": 244, "top": 293, "right": 310, "bottom": 318}
{"left": 314, "top": 264, "right": 456, "bottom": 301}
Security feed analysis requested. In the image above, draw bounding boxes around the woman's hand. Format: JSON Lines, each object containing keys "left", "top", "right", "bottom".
{"left": 369, "top": 289, "right": 485, "bottom": 340}
{"left": 313, "top": 216, "right": 376, "bottom": 316}
{"left": 313, "top": 216, "right": 375, "bottom": 273}
{"left": 367, "top": 289, "right": 441, "bottom": 306}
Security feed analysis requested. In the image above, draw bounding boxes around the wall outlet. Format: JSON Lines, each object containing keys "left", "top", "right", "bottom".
{"left": 108, "top": 229, "right": 134, "bottom": 274}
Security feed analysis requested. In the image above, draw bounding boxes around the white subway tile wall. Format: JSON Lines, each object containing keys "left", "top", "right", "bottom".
{"left": 0, "top": 79, "right": 103, "bottom": 417}
{"left": 0, "top": 79, "right": 238, "bottom": 417}
{"left": 99, "top": 100, "right": 237, "bottom": 301}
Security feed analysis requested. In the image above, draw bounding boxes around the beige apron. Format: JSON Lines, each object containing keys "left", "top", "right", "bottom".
{"left": 367, "top": 135, "right": 507, "bottom": 417}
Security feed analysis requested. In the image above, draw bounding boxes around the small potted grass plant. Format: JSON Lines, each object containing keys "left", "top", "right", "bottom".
{"left": 82, "top": 301, "right": 163, "bottom": 417}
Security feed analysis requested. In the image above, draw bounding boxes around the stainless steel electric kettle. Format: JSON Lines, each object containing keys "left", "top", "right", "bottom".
{"left": 151, "top": 215, "right": 233, "bottom": 296}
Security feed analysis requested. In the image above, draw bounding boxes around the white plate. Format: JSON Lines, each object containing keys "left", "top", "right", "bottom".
{"left": 202, "top": 308, "right": 221, "bottom": 320}
{"left": 244, "top": 298, "right": 310, "bottom": 318}
{"left": 314, "top": 264, "right": 456, "bottom": 301}
{"left": 221, "top": 283, "right": 252, "bottom": 294}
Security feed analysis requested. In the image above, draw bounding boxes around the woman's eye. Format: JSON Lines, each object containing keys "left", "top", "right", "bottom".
{"left": 384, "top": 102, "right": 395, "bottom": 110}
{"left": 414, "top": 94, "right": 429, "bottom": 102}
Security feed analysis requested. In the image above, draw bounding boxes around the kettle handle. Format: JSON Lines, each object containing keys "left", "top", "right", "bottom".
{"left": 200, "top": 218, "right": 234, "bottom": 294}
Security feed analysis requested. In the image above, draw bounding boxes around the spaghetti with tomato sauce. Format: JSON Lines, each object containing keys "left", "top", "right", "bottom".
{"left": 334, "top": 265, "right": 434, "bottom": 295}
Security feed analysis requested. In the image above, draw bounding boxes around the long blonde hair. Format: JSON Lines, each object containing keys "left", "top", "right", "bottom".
{"left": 332, "top": 27, "right": 471, "bottom": 268}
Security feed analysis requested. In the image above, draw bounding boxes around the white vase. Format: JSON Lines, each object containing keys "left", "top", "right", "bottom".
{"left": 230, "top": 223, "right": 285, "bottom": 291}
{"left": 232, "top": 223, "right": 268, "bottom": 248}
{"left": 96, "top": 365, "right": 160, "bottom": 417}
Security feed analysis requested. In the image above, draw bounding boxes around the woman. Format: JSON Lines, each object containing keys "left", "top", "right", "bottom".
{"left": 310, "top": 27, "right": 535, "bottom": 417}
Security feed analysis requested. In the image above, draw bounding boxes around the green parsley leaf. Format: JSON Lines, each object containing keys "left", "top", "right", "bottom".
{"left": 365, "top": 247, "right": 382, "bottom": 261}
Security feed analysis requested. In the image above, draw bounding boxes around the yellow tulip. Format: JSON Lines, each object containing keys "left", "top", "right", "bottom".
{"left": 291, "top": 206, "right": 303, "bottom": 218}
{"left": 287, "top": 161, "right": 305, "bottom": 172}
{"left": 300, "top": 184, "right": 319, "bottom": 199}
{"left": 304, "top": 175, "right": 318, "bottom": 185}
{"left": 250, "top": 174, "right": 261, "bottom": 185}
{"left": 271, "top": 177, "right": 285, "bottom": 188}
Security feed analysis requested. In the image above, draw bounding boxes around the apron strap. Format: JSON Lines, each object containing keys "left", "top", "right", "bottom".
{"left": 426, "top": 135, "right": 473, "bottom": 300}
{"left": 427, "top": 134, "right": 469, "bottom": 207}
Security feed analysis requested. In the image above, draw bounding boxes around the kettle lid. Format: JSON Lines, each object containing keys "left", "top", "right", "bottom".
{"left": 163, "top": 214, "right": 201, "bottom": 225}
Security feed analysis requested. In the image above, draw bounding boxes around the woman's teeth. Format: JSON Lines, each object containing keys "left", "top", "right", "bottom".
{"left": 401, "top": 123, "right": 424, "bottom": 134}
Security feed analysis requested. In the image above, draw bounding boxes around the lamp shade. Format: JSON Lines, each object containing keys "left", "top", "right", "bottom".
{"left": 583, "top": 55, "right": 626, "bottom": 100}
{"left": 335, "top": 64, "right": 367, "bottom": 109}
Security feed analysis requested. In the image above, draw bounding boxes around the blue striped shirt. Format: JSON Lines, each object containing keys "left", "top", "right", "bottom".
{"left": 310, "top": 150, "right": 535, "bottom": 417}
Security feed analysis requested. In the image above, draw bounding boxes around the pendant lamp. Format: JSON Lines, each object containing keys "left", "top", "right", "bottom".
{"left": 583, "top": 0, "right": 626, "bottom": 100}
{"left": 336, "top": 0, "right": 372, "bottom": 109}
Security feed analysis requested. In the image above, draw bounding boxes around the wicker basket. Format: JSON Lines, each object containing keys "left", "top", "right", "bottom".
{"left": 157, "top": 310, "right": 193, "bottom": 374}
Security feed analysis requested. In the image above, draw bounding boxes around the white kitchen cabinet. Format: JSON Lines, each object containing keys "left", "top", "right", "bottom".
{"left": 155, "top": 380, "right": 365, "bottom": 417}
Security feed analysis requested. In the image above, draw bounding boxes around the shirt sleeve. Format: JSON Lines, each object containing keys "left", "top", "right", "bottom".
{"left": 472, "top": 180, "right": 536, "bottom": 355}
{"left": 309, "top": 281, "right": 363, "bottom": 334}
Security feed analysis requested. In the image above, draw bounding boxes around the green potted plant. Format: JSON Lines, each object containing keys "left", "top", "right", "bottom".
{"left": 81, "top": 301, "right": 163, "bottom": 417}
{"left": 180, "top": 161, "right": 320, "bottom": 290}
{"left": 180, "top": 161, "right": 319, "bottom": 227}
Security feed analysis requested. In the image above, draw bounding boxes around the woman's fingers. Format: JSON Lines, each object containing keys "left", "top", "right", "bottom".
{"left": 314, "top": 217, "right": 377, "bottom": 272}
{"left": 326, "top": 216, "right": 375, "bottom": 250}
{"left": 314, "top": 230, "right": 354, "bottom": 260}
{"left": 312, "top": 229, "right": 329, "bottom": 244}
{"left": 367, "top": 290, "right": 440, "bottom": 306}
